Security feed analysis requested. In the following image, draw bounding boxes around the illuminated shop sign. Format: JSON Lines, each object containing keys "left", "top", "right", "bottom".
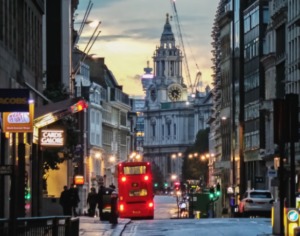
{"left": 74, "top": 175, "right": 84, "bottom": 185}
{"left": 0, "top": 89, "right": 29, "bottom": 112}
{"left": 2, "top": 102, "right": 34, "bottom": 133}
{"left": 40, "top": 129, "right": 64, "bottom": 147}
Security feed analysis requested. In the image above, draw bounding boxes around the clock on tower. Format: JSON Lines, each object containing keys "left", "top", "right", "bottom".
{"left": 168, "top": 84, "right": 182, "bottom": 101}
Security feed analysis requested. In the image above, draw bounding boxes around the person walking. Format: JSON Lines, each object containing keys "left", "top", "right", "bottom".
{"left": 97, "top": 183, "right": 106, "bottom": 220}
{"left": 69, "top": 184, "right": 80, "bottom": 217}
{"left": 87, "top": 187, "right": 98, "bottom": 217}
{"left": 59, "top": 186, "right": 72, "bottom": 216}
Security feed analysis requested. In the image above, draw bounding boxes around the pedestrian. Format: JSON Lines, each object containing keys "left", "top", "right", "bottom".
{"left": 109, "top": 183, "right": 116, "bottom": 190}
{"left": 59, "top": 186, "right": 72, "bottom": 216}
{"left": 97, "top": 183, "right": 105, "bottom": 220}
{"left": 69, "top": 184, "right": 80, "bottom": 217}
{"left": 87, "top": 187, "right": 98, "bottom": 217}
{"left": 179, "top": 200, "right": 187, "bottom": 218}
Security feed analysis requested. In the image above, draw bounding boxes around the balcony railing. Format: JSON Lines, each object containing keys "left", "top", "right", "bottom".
{"left": 110, "top": 88, "right": 130, "bottom": 106}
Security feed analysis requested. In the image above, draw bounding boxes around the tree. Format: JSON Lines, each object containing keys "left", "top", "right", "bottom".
{"left": 43, "top": 83, "right": 69, "bottom": 103}
{"left": 151, "top": 161, "right": 164, "bottom": 191}
{"left": 182, "top": 128, "right": 210, "bottom": 184}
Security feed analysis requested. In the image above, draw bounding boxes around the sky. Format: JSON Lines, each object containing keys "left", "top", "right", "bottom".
{"left": 75, "top": 0, "right": 219, "bottom": 97}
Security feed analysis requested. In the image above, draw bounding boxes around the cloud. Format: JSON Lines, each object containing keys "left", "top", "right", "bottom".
{"left": 75, "top": 0, "right": 219, "bottom": 96}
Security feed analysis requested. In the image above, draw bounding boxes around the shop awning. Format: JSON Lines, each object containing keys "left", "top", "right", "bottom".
{"left": 34, "top": 98, "right": 87, "bottom": 129}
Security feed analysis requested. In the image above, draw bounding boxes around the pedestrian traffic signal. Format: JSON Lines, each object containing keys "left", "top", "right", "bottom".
{"left": 24, "top": 188, "right": 31, "bottom": 200}
{"left": 209, "top": 187, "right": 214, "bottom": 199}
{"left": 216, "top": 183, "right": 221, "bottom": 196}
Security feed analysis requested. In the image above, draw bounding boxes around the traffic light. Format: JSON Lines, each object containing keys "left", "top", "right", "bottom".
{"left": 154, "top": 183, "right": 158, "bottom": 188}
{"left": 209, "top": 187, "right": 214, "bottom": 199}
{"left": 174, "top": 182, "right": 180, "bottom": 191}
{"left": 216, "top": 183, "right": 221, "bottom": 196}
{"left": 25, "top": 187, "right": 31, "bottom": 200}
{"left": 164, "top": 182, "right": 168, "bottom": 188}
{"left": 70, "top": 100, "right": 88, "bottom": 113}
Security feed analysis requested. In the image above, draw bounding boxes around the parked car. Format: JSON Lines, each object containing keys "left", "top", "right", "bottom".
{"left": 238, "top": 189, "right": 274, "bottom": 217}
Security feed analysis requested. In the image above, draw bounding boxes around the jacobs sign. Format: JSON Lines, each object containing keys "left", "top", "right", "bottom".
{"left": 40, "top": 129, "right": 64, "bottom": 147}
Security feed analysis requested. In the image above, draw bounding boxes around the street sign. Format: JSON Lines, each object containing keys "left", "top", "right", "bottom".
{"left": 287, "top": 209, "right": 299, "bottom": 222}
{"left": 268, "top": 169, "right": 277, "bottom": 178}
{"left": 0, "top": 165, "right": 13, "bottom": 175}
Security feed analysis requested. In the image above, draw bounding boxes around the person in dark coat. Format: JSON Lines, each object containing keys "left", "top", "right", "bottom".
{"left": 69, "top": 184, "right": 80, "bottom": 217}
{"left": 59, "top": 186, "right": 72, "bottom": 215}
{"left": 109, "top": 183, "right": 116, "bottom": 190}
{"left": 97, "top": 184, "right": 106, "bottom": 220}
{"left": 87, "top": 187, "right": 98, "bottom": 217}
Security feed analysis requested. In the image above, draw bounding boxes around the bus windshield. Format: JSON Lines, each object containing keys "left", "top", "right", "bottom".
{"left": 123, "top": 165, "right": 146, "bottom": 175}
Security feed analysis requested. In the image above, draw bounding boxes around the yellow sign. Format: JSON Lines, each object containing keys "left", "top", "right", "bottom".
{"left": 74, "top": 175, "right": 84, "bottom": 185}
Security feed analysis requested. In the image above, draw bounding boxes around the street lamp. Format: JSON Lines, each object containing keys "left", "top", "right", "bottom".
{"left": 171, "top": 174, "right": 177, "bottom": 181}
{"left": 171, "top": 152, "right": 183, "bottom": 181}
{"left": 199, "top": 153, "right": 215, "bottom": 187}
{"left": 129, "top": 151, "right": 142, "bottom": 162}
{"left": 109, "top": 155, "right": 116, "bottom": 163}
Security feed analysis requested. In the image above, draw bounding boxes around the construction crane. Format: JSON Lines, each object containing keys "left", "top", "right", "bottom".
{"left": 170, "top": 0, "right": 201, "bottom": 95}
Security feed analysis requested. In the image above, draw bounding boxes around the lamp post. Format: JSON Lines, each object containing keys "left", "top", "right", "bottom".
{"left": 171, "top": 152, "right": 182, "bottom": 181}
{"left": 199, "top": 153, "right": 215, "bottom": 187}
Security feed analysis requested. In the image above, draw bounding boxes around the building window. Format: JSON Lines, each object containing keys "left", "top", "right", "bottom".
{"left": 263, "top": 6, "right": 269, "bottom": 24}
{"left": 173, "top": 123, "right": 176, "bottom": 136}
{"left": 244, "top": 131, "right": 259, "bottom": 150}
{"left": 120, "top": 111, "right": 127, "bottom": 126}
{"left": 167, "top": 123, "right": 171, "bottom": 136}
{"left": 152, "top": 124, "right": 156, "bottom": 137}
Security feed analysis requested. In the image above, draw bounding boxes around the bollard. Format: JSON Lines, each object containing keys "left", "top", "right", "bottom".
{"left": 110, "top": 191, "right": 118, "bottom": 224}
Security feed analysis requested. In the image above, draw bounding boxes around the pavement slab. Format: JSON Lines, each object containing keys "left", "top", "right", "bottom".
{"left": 79, "top": 216, "right": 131, "bottom": 236}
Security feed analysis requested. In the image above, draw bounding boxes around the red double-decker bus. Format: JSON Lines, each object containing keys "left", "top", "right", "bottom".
{"left": 117, "top": 161, "right": 154, "bottom": 219}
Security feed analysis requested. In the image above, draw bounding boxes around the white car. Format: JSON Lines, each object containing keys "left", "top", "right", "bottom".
{"left": 238, "top": 189, "right": 274, "bottom": 217}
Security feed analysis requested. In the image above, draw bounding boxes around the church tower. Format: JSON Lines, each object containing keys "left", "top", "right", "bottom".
{"left": 143, "top": 14, "right": 194, "bottom": 186}
{"left": 147, "top": 14, "right": 188, "bottom": 109}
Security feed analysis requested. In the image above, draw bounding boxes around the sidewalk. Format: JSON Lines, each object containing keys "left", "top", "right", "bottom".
{"left": 79, "top": 216, "right": 131, "bottom": 236}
